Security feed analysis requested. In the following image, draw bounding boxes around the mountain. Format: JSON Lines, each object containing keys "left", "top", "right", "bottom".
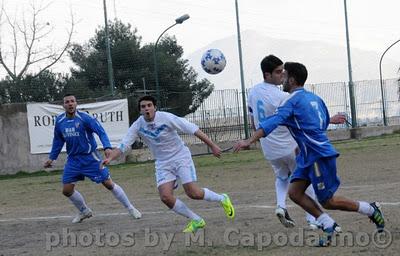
{"left": 187, "top": 30, "right": 400, "bottom": 90}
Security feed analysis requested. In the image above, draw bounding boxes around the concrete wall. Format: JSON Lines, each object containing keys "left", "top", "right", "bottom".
{"left": 0, "top": 104, "right": 67, "bottom": 174}
{"left": 1, "top": 103, "right": 399, "bottom": 175}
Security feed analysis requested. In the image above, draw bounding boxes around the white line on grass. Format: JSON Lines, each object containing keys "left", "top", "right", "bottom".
{"left": 0, "top": 201, "right": 398, "bottom": 223}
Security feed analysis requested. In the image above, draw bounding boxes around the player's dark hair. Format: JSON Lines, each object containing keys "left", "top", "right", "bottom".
{"left": 283, "top": 62, "right": 308, "bottom": 86}
{"left": 138, "top": 95, "right": 157, "bottom": 111}
{"left": 260, "top": 55, "right": 283, "bottom": 79}
{"left": 63, "top": 93, "right": 75, "bottom": 98}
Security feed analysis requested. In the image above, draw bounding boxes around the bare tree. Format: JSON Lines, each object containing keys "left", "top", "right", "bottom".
{"left": 0, "top": 1, "right": 74, "bottom": 84}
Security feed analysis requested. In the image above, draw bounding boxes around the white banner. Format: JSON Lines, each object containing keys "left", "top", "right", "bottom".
{"left": 27, "top": 99, "right": 129, "bottom": 154}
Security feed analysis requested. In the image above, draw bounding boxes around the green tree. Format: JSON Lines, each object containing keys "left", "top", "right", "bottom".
{"left": 69, "top": 19, "right": 213, "bottom": 117}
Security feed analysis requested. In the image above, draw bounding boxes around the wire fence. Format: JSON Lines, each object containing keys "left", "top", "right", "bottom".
{"left": 179, "top": 78, "right": 400, "bottom": 145}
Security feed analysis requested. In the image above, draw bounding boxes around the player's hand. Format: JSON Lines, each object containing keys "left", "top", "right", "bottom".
{"left": 104, "top": 148, "right": 112, "bottom": 158}
{"left": 102, "top": 158, "right": 111, "bottom": 166}
{"left": 233, "top": 140, "right": 250, "bottom": 152}
{"left": 44, "top": 159, "right": 53, "bottom": 168}
{"left": 330, "top": 113, "right": 347, "bottom": 124}
{"left": 211, "top": 145, "right": 221, "bottom": 158}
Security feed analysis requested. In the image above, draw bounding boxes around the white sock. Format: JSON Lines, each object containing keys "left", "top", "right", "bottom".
{"left": 172, "top": 199, "right": 202, "bottom": 221}
{"left": 203, "top": 188, "right": 224, "bottom": 202}
{"left": 111, "top": 183, "right": 134, "bottom": 210}
{"left": 305, "top": 185, "right": 317, "bottom": 222}
{"left": 357, "top": 201, "right": 374, "bottom": 216}
{"left": 69, "top": 190, "right": 88, "bottom": 213}
{"left": 275, "top": 177, "right": 289, "bottom": 209}
{"left": 317, "top": 213, "right": 335, "bottom": 229}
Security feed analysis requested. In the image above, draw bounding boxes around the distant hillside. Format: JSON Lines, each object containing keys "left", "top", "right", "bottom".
{"left": 187, "top": 30, "right": 400, "bottom": 90}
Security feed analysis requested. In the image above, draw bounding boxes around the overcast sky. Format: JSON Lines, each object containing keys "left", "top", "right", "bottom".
{"left": 1, "top": 0, "right": 400, "bottom": 78}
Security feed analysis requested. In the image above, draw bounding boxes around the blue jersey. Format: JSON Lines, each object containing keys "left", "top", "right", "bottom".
{"left": 259, "top": 88, "right": 338, "bottom": 168}
{"left": 49, "top": 111, "right": 112, "bottom": 160}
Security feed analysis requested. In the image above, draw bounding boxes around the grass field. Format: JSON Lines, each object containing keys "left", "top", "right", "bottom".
{"left": 1, "top": 134, "right": 400, "bottom": 255}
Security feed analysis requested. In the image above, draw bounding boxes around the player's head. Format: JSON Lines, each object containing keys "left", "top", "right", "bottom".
{"left": 63, "top": 94, "right": 77, "bottom": 117}
{"left": 138, "top": 95, "right": 157, "bottom": 121}
{"left": 282, "top": 62, "right": 308, "bottom": 92}
{"left": 260, "top": 55, "right": 284, "bottom": 85}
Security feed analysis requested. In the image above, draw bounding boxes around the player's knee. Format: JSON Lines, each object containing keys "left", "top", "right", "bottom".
{"left": 160, "top": 194, "right": 174, "bottom": 206}
{"left": 321, "top": 198, "right": 335, "bottom": 210}
{"left": 62, "top": 189, "right": 73, "bottom": 197}
{"left": 288, "top": 187, "right": 299, "bottom": 202}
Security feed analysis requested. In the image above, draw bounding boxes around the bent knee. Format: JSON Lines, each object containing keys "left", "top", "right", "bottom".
{"left": 160, "top": 194, "right": 174, "bottom": 206}
{"left": 321, "top": 198, "right": 335, "bottom": 210}
{"left": 62, "top": 189, "right": 73, "bottom": 197}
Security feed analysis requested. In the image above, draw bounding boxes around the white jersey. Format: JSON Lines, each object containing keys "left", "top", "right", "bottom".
{"left": 119, "top": 111, "right": 198, "bottom": 164}
{"left": 247, "top": 82, "right": 297, "bottom": 160}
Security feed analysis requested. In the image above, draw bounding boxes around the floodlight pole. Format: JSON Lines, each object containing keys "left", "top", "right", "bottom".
{"left": 343, "top": 0, "right": 357, "bottom": 128}
{"left": 153, "top": 14, "right": 190, "bottom": 108}
{"left": 379, "top": 39, "right": 400, "bottom": 126}
{"left": 103, "top": 0, "right": 115, "bottom": 96}
{"left": 235, "top": 0, "right": 249, "bottom": 139}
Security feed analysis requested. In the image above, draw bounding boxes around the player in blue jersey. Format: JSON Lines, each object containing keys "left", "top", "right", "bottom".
{"left": 234, "top": 62, "right": 385, "bottom": 246}
{"left": 44, "top": 94, "right": 141, "bottom": 223}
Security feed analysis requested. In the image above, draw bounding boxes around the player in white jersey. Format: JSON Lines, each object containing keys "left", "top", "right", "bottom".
{"left": 103, "top": 95, "right": 235, "bottom": 233}
{"left": 248, "top": 55, "right": 319, "bottom": 229}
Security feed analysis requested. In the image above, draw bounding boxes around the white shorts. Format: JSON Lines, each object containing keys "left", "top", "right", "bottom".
{"left": 268, "top": 151, "right": 297, "bottom": 181}
{"left": 155, "top": 157, "right": 197, "bottom": 187}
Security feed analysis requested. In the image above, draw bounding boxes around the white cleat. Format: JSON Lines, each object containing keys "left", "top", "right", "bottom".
{"left": 72, "top": 209, "right": 93, "bottom": 223}
{"left": 307, "top": 220, "right": 321, "bottom": 230}
{"left": 275, "top": 207, "right": 296, "bottom": 228}
{"left": 128, "top": 207, "right": 142, "bottom": 219}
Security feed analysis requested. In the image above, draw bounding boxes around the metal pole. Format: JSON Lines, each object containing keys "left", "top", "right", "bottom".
{"left": 153, "top": 14, "right": 189, "bottom": 109}
{"left": 103, "top": 0, "right": 115, "bottom": 96}
{"left": 153, "top": 23, "right": 176, "bottom": 108}
{"left": 379, "top": 39, "right": 400, "bottom": 126}
{"left": 235, "top": 0, "right": 249, "bottom": 139}
{"left": 343, "top": 0, "right": 357, "bottom": 128}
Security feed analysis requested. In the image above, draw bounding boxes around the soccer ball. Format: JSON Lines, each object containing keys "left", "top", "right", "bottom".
{"left": 201, "top": 49, "right": 226, "bottom": 74}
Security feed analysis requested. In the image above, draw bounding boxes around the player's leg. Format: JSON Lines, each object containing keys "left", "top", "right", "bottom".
{"left": 178, "top": 157, "right": 234, "bottom": 220}
{"left": 158, "top": 180, "right": 205, "bottom": 233}
{"left": 270, "top": 156, "right": 295, "bottom": 228}
{"left": 62, "top": 159, "right": 93, "bottom": 223}
{"left": 316, "top": 157, "right": 384, "bottom": 231}
{"left": 83, "top": 152, "right": 142, "bottom": 219}
{"left": 102, "top": 178, "right": 141, "bottom": 219}
{"left": 289, "top": 178, "right": 339, "bottom": 247}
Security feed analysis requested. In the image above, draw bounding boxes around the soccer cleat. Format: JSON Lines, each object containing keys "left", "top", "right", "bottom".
{"left": 128, "top": 207, "right": 142, "bottom": 219}
{"left": 318, "top": 223, "right": 337, "bottom": 247}
{"left": 307, "top": 220, "right": 342, "bottom": 233}
{"left": 275, "top": 207, "right": 295, "bottom": 228}
{"left": 221, "top": 194, "right": 235, "bottom": 219}
{"left": 369, "top": 202, "right": 385, "bottom": 232}
{"left": 183, "top": 219, "right": 206, "bottom": 233}
{"left": 307, "top": 220, "right": 321, "bottom": 230}
{"left": 333, "top": 222, "right": 342, "bottom": 233}
{"left": 72, "top": 208, "right": 93, "bottom": 223}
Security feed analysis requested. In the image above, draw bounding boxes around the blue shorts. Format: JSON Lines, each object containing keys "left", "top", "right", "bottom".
{"left": 62, "top": 152, "right": 110, "bottom": 184}
{"left": 290, "top": 156, "right": 341, "bottom": 204}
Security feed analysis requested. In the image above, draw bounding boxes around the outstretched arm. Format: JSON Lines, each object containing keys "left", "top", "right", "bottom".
{"left": 102, "top": 148, "right": 123, "bottom": 165}
{"left": 233, "top": 128, "right": 265, "bottom": 152}
{"left": 194, "top": 129, "right": 221, "bottom": 158}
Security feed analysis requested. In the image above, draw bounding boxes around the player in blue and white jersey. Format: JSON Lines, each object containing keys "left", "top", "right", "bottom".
{"left": 103, "top": 95, "right": 235, "bottom": 233}
{"left": 44, "top": 94, "right": 141, "bottom": 223}
{"left": 234, "top": 62, "right": 385, "bottom": 246}
{"left": 247, "top": 55, "right": 319, "bottom": 229}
